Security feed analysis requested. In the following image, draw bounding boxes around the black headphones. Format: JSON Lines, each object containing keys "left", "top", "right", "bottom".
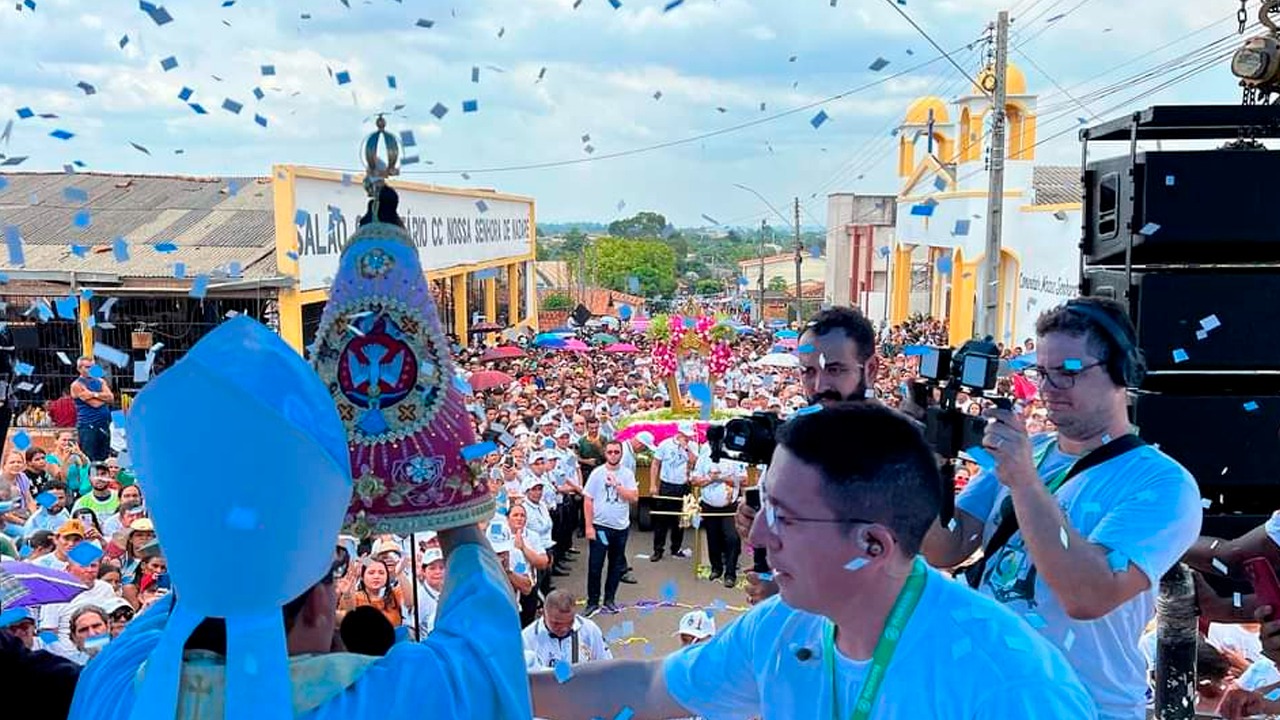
{"left": 1063, "top": 299, "right": 1146, "bottom": 388}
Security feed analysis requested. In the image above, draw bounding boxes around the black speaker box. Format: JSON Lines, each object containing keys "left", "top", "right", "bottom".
{"left": 1082, "top": 149, "right": 1280, "bottom": 266}
{"left": 1083, "top": 268, "right": 1280, "bottom": 375}
{"left": 1133, "top": 392, "right": 1280, "bottom": 491}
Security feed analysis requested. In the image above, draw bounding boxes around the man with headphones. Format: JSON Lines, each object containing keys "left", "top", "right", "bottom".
{"left": 922, "top": 296, "right": 1202, "bottom": 720}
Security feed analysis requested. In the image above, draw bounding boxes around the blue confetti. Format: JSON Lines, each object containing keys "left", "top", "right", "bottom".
{"left": 797, "top": 343, "right": 815, "bottom": 353}
{"left": 261, "top": 65, "right": 276, "bottom": 76}
{"left": 935, "top": 255, "right": 953, "bottom": 274}
{"left": 222, "top": 98, "right": 243, "bottom": 114}
{"left": 810, "top": 110, "right": 829, "bottom": 129}
{"left": 335, "top": 70, "right": 351, "bottom": 85}
{"left": 471, "top": 66, "right": 480, "bottom": 83}
{"left": 159, "top": 56, "right": 178, "bottom": 71}
{"left": 153, "top": 241, "right": 177, "bottom": 253}
{"left": 254, "top": 114, "right": 268, "bottom": 128}
{"left": 54, "top": 296, "right": 77, "bottom": 319}
{"left": 68, "top": 542, "right": 104, "bottom": 566}
{"left": 387, "top": 75, "right": 397, "bottom": 89}
{"left": 1106, "top": 550, "right": 1130, "bottom": 573}
{"left": 13, "top": 361, "right": 33, "bottom": 377}
{"left": 188, "top": 103, "right": 208, "bottom": 115}
{"left": 5, "top": 225, "right": 24, "bottom": 265}
{"left": 73, "top": 210, "right": 91, "bottom": 229}
{"left": 88, "top": 364, "right": 105, "bottom": 378}
{"left": 964, "top": 446, "right": 997, "bottom": 471}
{"left": 34, "top": 492, "right": 56, "bottom": 509}
{"left": 910, "top": 203, "right": 935, "bottom": 217}
{"left": 663, "top": 0, "right": 684, "bottom": 9}
{"left": 416, "top": 18, "right": 435, "bottom": 28}
{"left": 475, "top": 200, "right": 489, "bottom": 213}
{"left": 252, "top": 87, "right": 264, "bottom": 100}
{"left": 119, "top": 35, "right": 129, "bottom": 49}
{"left": 553, "top": 660, "right": 573, "bottom": 683}
{"left": 294, "top": 209, "right": 309, "bottom": 226}
{"left": 1139, "top": 222, "right": 1161, "bottom": 236}
{"left": 112, "top": 237, "right": 130, "bottom": 262}
{"left": 12, "top": 430, "right": 31, "bottom": 450}
{"left": 661, "top": 580, "right": 678, "bottom": 602}
{"left": 0, "top": 178, "right": 7, "bottom": 191}
{"left": 1244, "top": 401, "right": 1260, "bottom": 412}
{"left": 50, "top": 129, "right": 74, "bottom": 140}
{"left": 934, "top": 176, "right": 948, "bottom": 191}
{"left": 1063, "top": 358, "right": 1083, "bottom": 371}
{"left": 1172, "top": 348, "right": 1189, "bottom": 364}
{"left": 953, "top": 219, "right": 971, "bottom": 236}
{"left": 430, "top": 103, "right": 448, "bottom": 119}
{"left": 16, "top": 108, "right": 34, "bottom": 119}
{"left": 869, "top": 57, "right": 890, "bottom": 71}
{"left": 63, "top": 187, "right": 88, "bottom": 203}
{"left": 140, "top": 1, "right": 173, "bottom": 25}
{"left": 757, "top": 572, "right": 773, "bottom": 582}
{"left": 462, "top": 99, "right": 478, "bottom": 113}
{"left": 173, "top": 262, "right": 186, "bottom": 278}
{"left": 93, "top": 342, "right": 130, "bottom": 368}
{"left": 614, "top": 707, "right": 636, "bottom": 720}
{"left": 608, "top": 0, "right": 622, "bottom": 7}
{"left": 177, "top": 87, "right": 194, "bottom": 101}
{"left": 793, "top": 404, "right": 823, "bottom": 416}
{"left": 189, "top": 274, "right": 209, "bottom": 299}
{"left": 461, "top": 441, "right": 498, "bottom": 461}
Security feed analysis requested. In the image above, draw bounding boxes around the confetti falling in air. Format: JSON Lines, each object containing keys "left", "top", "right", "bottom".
{"left": 430, "top": 103, "right": 448, "bottom": 119}
{"left": 1211, "top": 558, "right": 1229, "bottom": 575}
{"left": 608, "top": 0, "right": 622, "bottom": 8}
{"left": 130, "top": 141, "right": 151, "bottom": 155}
{"left": 1059, "top": 526, "right": 1070, "bottom": 549}
{"left": 140, "top": 1, "right": 174, "bottom": 26}
{"left": 1245, "top": 401, "right": 1260, "bottom": 412}
{"left": 869, "top": 57, "right": 890, "bottom": 71}
{"left": 1200, "top": 314, "right": 1222, "bottom": 332}
{"left": 50, "top": 129, "right": 75, "bottom": 140}
{"left": 5, "top": 226, "right": 25, "bottom": 266}
{"left": 416, "top": 18, "right": 435, "bottom": 28}
{"left": 160, "top": 56, "right": 179, "bottom": 71}
{"left": 462, "top": 99, "right": 478, "bottom": 113}
{"left": 335, "top": 70, "right": 351, "bottom": 85}
{"left": 387, "top": 75, "right": 397, "bottom": 89}
{"left": 1171, "top": 348, "right": 1189, "bottom": 364}
{"left": 553, "top": 660, "right": 573, "bottom": 683}
{"left": 661, "top": 580, "right": 678, "bottom": 602}
{"left": 153, "top": 241, "right": 178, "bottom": 253}
{"left": 475, "top": 200, "right": 489, "bottom": 213}
{"left": 222, "top": 98, "right": 243, "bottom": 114}
{"left": 663, "top": 0, "right": 685, "bottom": 10}
{"left": 76, "top": 81, "right": 97, "bottom": 96}
{"left": 261, "top": 64, "right": 276, "bottom": 76}
{"left": 810, "top": 110, "right": 829, "bottom": 129}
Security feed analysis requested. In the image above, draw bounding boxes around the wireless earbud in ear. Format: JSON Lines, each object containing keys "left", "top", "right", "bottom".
{"left": 866, "top": 538, "right": 883, "bottom": 557}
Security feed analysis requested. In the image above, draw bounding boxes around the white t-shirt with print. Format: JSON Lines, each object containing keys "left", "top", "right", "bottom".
{"left": 956, "top": 435, "right": 1202, "bottom": 720}
{"left": 521, "top": 616, "right": 612, "bottom": 668}
{"left": 693, "top": 455, "right": 746, "bottom": 508}
{"left": 654, "top": 439, "right": 691, "bottom": 486}
{"left": 663, "top": 565, "right": 1096, "bottom": 719}
{"left": 583, "top": 465, "right": 636, "bottom": 531}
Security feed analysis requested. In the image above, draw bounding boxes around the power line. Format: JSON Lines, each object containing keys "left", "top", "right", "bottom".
{"left": 1015, "top": 0, "right": 1098, "bottom": 48}
{"left": 881, "top": 0, "right": 986, "bottom": 96}
{"left": 1014, "top": 47, "right": 1101, "bottom": 122}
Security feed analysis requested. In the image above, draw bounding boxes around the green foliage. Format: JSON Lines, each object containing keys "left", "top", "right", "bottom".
{"left": 693, "top": 278, "right": 724, "bottom": 295}
{"left": 594, "top": 237, "right": 677, "bottom": 297}
{"left": 542, "top": 293, "right": 573, "bottom": 311}
{"left": 768, "top": 275, "right": 789, "bottom": 292}
{"left": 608, "top": 211, "right": 669, "bottom": 239}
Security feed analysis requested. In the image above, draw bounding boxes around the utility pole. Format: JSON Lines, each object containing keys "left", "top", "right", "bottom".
{"left": 758, "top": 220, "right": 768, "bottom": 325}
{"left": 793, "top": 198, "right": 803, "bottom": 324}
{"left": 976, "top": 10, "right": 1009, "bottom": 341}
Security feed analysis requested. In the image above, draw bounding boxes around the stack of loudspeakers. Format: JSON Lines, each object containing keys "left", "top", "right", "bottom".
{"left": 1079, "top": 105, "right": 1280, "bottom": 539}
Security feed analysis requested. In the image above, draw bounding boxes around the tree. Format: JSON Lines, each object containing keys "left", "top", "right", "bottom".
{"left": 542, "top": 293, "right": 573, "bottom": 311}
{"left": 607, "top": 211, "right": 668, "bottom": 239}
{"left": 768, "top": 276, "right": 789, "bottom": 292}
{"left": 593, "top": 237, "right": 677, "bottom": 297}
{"left": 694, "top": 278, "right": 724, "bottom": 296}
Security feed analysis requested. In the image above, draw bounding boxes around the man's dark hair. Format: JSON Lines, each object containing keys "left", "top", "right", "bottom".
{"left": 1035, "top": 297, "right": 1139, "bottom": 386}
{"left": 24, "top": 447, "right": 44, "bottom": 463}
{"left": 43, "top": 479, "right": 66, "bottom": 493}
{"left": 803, "top": 306, "right": 876, "bottom": 363}
{"left": 775, "top": 403, "right": 941, "bottom": 555}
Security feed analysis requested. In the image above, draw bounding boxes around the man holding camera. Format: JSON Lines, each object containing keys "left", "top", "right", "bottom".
{"left": 529, "top": 404, "right": 1095, "bottom": 719}
{"left": 922, "top": 297, "right": 1202, "bottom": 720}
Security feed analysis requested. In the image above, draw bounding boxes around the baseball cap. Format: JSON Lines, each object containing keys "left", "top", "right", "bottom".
{"left": 676, "top": 421, "right": 696, "bottom": 438}
{"left": 634, "top": 431, "right": 655, "bottom": 451}
{"left": 521, "top": 476, "right": 546, "bottom": 493}
{"left": 675, "top": 610, "right": 716, "bottom": 640}
{"left": 486, "top": 520, "right": 515, "bottom": 554}
{"left": 371, "top": 538, "right": 402, "bottom": 558}
{"left": 554, "top": 427, "right": 571, "bottom": 438}
{"left": 55, "top": 519, "right": 88, "bottom": 537}
{"left": 420, "top": 547, "right": 444, "bottom": 567}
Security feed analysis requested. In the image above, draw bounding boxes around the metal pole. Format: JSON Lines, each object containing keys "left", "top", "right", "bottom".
{"left": 977, "top": 10, "right": 1009, "bottom": 341}
{"left": 794, "top": 198, "right": 803, "bottom": 324}
{"left": 1154, "top": 563, "right": 1197, "bottom": 720}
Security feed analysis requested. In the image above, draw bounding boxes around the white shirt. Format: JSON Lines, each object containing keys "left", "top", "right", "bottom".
{"left": 415, "top": 581, "right": 441, "bottom": 639}
{"left": 957, "top": 437, "right": 1202, "bottom": 720}
{"left": 654, "top": 438, "right": 692, "bottom": 486}
{"left": 693, "top": 456, "right": 746, "bottom": 508}
{"left": 663, "top": 566, "right": 1097, "bottom": 719}
{"left": 584, "top": 465, "right": 636, "bottom": 531}
{"left": 521, "top": 615, "right": 612, "bottom": 667}
{"left": 523, "top": 498, "right": 554, "bottom": 551}
{"left": 619, "top": 440, "right": 639, "bottom": 475}
{"left": 32, "top": 552, "right": 70, "bottom": 571}
{"left": 40, "top": 579, "right": 119, "bottom": 659}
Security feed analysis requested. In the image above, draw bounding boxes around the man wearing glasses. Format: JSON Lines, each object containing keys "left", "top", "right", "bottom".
{"left": 582, "top": 440, "right": 639, "bottom": 617}
{"left": 922, "top": 297, "right": 1202, "bottom": 720}
{"left": 530, "top": 404, "right": 1094, "bottom": 719}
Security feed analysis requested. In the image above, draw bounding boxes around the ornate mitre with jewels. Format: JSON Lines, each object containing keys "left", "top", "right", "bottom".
{"left": 310, "top": 117, "right": 493, "bottom": 536}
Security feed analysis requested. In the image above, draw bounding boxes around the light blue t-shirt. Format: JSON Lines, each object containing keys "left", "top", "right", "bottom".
{"left": 663, "top": 565, "right": 1097, "bottom": 719}
{"left": 956, "top": 435, "right": 1202, "bottom": 720}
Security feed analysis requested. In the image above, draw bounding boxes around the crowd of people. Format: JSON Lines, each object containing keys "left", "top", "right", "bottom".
{"left": 7, "top": 296, "right": 1280, "bottom": 719}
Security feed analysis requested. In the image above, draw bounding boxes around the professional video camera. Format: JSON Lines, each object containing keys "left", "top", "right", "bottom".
{"left": 905, "top": 337, "right": 1011, "bottom": 525}
{"left": 706, "top": 411, "right": 782, "bottom": 467}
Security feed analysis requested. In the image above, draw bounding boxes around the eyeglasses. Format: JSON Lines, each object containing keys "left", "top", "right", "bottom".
{"left": 760, "top": 491, "right": 879, "bottom": 539}
{"left": 1025, "top": 361, "right": 1105, "bottom": 390}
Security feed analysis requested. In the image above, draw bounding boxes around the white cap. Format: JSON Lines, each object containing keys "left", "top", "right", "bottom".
{"left": 676, "top": 421, "right": 696, "bottom": 438}
{"left": 522, "top": 476, "right": 546, "bottom": 493}
{"left": 420, "top": 547, "right": 444, "bottom": 566}
{"left": 606, "top": 388, "right": 620, "bottom": 397}
{"left": 371, "top": 537, "right": 402, "bottom": 557}
{"left": 633, "top": 431, "right": 655, "bottom": 450}
{"left": 487, "top": 519, "right": 515, "bottom": 554}
{"left": 554, "top": 427, "right": 571, "bottom": 438}
{"left": 675, "top": 610, "right": 716, "bottom": 640}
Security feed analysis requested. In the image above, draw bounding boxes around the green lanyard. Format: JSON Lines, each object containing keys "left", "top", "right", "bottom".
{"left": 1032, "top": 436, "right": 1072, "bottom": 495}
{"left": 822, "top": 557, "right": 928, "bottom": 720}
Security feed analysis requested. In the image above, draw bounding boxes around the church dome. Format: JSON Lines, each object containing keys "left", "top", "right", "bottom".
{"left": 904, "top": 96, "right": 950, "bottom": 126}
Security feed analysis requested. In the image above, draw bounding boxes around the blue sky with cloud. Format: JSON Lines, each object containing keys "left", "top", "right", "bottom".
{"left": 0, "top": 0, "right": 1250, "bottom": 225}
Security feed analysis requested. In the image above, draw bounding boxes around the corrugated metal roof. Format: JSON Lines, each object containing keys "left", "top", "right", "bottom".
{"left": 0, "top": 172, "right": 276, "bottom": 277}
{"left": 1032, "top": 165, "right": 1081, "bottom": 206}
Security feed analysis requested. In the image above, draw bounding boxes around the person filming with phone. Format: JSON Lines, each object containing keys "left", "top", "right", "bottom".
{"left": 921, "top": 297, "right": 1202, "bottom": 720}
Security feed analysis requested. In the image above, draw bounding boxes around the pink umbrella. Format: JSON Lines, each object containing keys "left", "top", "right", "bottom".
{"left": 604, "top": 343, "right": 639, "bottom": 354}
{"left": 559, "top": 339, "right": 590, "bottom": 352}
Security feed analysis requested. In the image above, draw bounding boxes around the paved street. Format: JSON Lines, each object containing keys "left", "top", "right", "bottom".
{"left": 555, "top": 527, "right": 753, "bottom": 659}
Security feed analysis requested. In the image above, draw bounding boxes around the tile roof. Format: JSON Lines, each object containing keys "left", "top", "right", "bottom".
{"left": 1031, "top": 166, "right": 1081, "bottom": 206}
{"left": 0, "top": 172, "right": 278, "bottom": 278}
